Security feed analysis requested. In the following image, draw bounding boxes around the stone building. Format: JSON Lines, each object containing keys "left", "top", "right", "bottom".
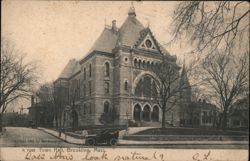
{"left": 54, "top": 6, "right": 190, "bottom": 128}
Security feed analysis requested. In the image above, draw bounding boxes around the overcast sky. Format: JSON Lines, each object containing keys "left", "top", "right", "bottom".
{"left": 2, "top": 1, "right": 192, "bottom": 111}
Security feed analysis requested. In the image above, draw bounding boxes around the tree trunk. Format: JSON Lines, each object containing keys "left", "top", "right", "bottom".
{"left": 161, "top": 107, "right": 166, "bottom": 128}
{"left": 222, "top": 110, "right": 228, "bottom": 130}
{"left": 0, "top": 113, "right": 2, "bottom": 132}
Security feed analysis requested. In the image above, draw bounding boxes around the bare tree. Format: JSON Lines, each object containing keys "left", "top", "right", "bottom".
{"left": 151, "top": 54, "right": 196, "bottom": 128}
{"left": 201, "top": 51, "right": 249, "bottom": 129}
{"left": 53, "top": 80, "right": 68, "bottom": 133}
{"left": 35, "top": 82, "right": 55, "bottom": 127}
{"left": 0, "top": 38, "right": 38, "bottom": 131}
{"left": 172, "top": 1, "right": 249, "bottom": 54}
{"left": 36, "top": 82, "right": 54, "bottom": 103}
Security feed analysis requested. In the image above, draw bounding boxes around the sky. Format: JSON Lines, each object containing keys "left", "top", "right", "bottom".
{"left": 2, "top": 1, "right": 192, "bottom": 112}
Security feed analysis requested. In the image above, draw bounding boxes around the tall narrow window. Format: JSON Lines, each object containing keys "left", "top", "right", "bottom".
{"left": 105, "top": 62, "right": 110, "bottom": 77}
{"left": 89, "top": 81, "right": 91, "bottom": 95}
{"left": 83, "top": 84, "right": 86, "bottom": 96}
{"left": 89, "top": 64, "right": 92, "bottom": 77}
{"left": 104, "top": 82, "right": 109, "bottom": 93}
{"left": 104, "top": 101, "right": 109, "bottom": 113}
{"left": 124, "top": 81, "right": 128, "bottom": 91}
{"left": 83, "top": 104, "right": 86, "bottom": 114}
{"left": 84, "top": 68, "right": 86, "bottom": 80}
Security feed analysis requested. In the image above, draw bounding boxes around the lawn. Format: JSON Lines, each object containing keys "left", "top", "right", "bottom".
{"left": 133, "top": 127, "right": 249, "bottom": 136}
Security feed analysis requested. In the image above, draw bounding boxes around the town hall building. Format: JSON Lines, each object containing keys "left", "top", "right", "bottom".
{"left": 54, "top": 5, "right": 191, "bottom": 128}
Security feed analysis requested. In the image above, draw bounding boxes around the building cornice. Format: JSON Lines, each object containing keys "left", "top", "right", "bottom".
{"left": 79, "top": 50, "right": 114, "bottom": 65}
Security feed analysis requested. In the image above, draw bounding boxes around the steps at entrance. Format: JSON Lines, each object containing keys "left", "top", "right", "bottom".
{"left": 140, "top": 121, "right": 161, "bottom": 127}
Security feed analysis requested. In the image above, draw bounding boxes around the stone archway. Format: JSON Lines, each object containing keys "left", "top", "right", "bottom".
{"left": 142, "top": 105, "right": 151, "bottom": 122}
{"left": 152, "top": 106, "right": 159, "bottom": 122}
{"left": 133, "top": 104, "right": 141, "bottom": 121}
{"left": 132, "top": 71, "right": 161, "bottom": 95}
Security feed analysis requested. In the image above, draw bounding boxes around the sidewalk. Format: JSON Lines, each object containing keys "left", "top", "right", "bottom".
{"left": 38, "top": 127, "right": 248, "bottom": 146}
{"left": 38, "top": 127, "right": 85, "bottom": 145}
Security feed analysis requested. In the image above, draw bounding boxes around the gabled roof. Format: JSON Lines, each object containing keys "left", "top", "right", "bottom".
{"left": 61, "top": 6, "right": 177, "bottom": 79}
{"left": 58, "top": 59, "right": 81, "bottom": 79}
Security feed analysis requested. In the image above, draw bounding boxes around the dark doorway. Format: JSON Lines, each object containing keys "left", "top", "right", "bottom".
{"left": 143, "top": 105, "right": 151, "bottom": 122}
{"left": 133, "top": 104, "right": 141, "bottom": 121}
{"left": 152, "top": 106, "right": 159, "bottom": 122}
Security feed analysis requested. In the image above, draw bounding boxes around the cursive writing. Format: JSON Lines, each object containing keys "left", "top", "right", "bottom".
{"left": 81, "top": 151, "right": 108, "bottom": 160}
{"left": 50, "top": 151, "right": 73, "bottom": 160}
{"left": 192, "top": 151, "right": 211, "bottom": 161}
{"left": 25, "top": 151, "right": 45, "bottom": 160}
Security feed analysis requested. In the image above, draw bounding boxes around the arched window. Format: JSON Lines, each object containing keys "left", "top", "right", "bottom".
{"left": 104, "top": 82, "right": 109, "bottom": 93}
{"left": 124, "top": 81, "right": 128, "bottom": 91}
{"left": 138, "top": 60, "right": 141, "bottom": 68}
{"left": 142, "top": 61, "right": 146, "bottom": 68}
{"left": 134, "top": 59, "right": 138, "bottom": 67}
{"left": 147, "top": 61, "right": 150, "bottom": 69}
{"left": 105, "top": 62, "right": 110, "bottom": 77}
{"left": 104, "top": 101, "right": 109, "bottom": 113}
{"left": 151, "top": 62, "right": 154, "bottom": 69}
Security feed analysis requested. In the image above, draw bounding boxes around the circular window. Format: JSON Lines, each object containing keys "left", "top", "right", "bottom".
{"left": 145, "top": 39, "right": 152, "bottom": 48}
{"left": 124, "top": 57, "right": 128, "bottom": 62}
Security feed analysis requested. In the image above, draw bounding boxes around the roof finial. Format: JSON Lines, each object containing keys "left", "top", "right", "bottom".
{"left": 128, "top": 1, "right": 136, "bottom": 17}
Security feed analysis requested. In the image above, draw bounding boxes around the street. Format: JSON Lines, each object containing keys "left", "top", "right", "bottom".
{"left": 0, "top": 127, "right": 78, "bottom": 147}
{"left": 0, "top": 127, "right": 248, "bottom": 149}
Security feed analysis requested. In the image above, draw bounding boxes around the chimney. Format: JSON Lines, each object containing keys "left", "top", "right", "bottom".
{"left": 112, "top": 20, "right": 117, "bottom": 31}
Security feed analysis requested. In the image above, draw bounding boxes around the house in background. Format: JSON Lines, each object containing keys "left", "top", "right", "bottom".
{"left": 228, "top": 96, "right": 249, "bottom": 129}
{"left": 180, "top": 99, "right": 219, "bottom": 128}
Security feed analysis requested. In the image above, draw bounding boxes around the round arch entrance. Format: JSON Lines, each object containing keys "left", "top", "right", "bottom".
{"left": 142, "top": 105, "right": 151, "bottom": 122}
{"left": 152, "top": 106, "right": 159, "bottom": 122}
{"left": 133, "top": 104, "right": 141, "bottom": 121}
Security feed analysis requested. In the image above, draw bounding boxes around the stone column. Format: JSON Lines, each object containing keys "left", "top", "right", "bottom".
{"left": 140, "top": 111, "right": 143, "bottom": 121}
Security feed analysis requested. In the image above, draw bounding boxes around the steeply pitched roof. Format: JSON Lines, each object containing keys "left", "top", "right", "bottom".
{"left": 58, "top": 59, "right": 80, "bottom": 79}
{"left": 118, "top": 16, "right": 145, "bottom": 47}
{"left": 62, "top": 6, "right": 176, "bottom": 79}
{"left": 87, "top": 28, "right": 119, "bottom": 54}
